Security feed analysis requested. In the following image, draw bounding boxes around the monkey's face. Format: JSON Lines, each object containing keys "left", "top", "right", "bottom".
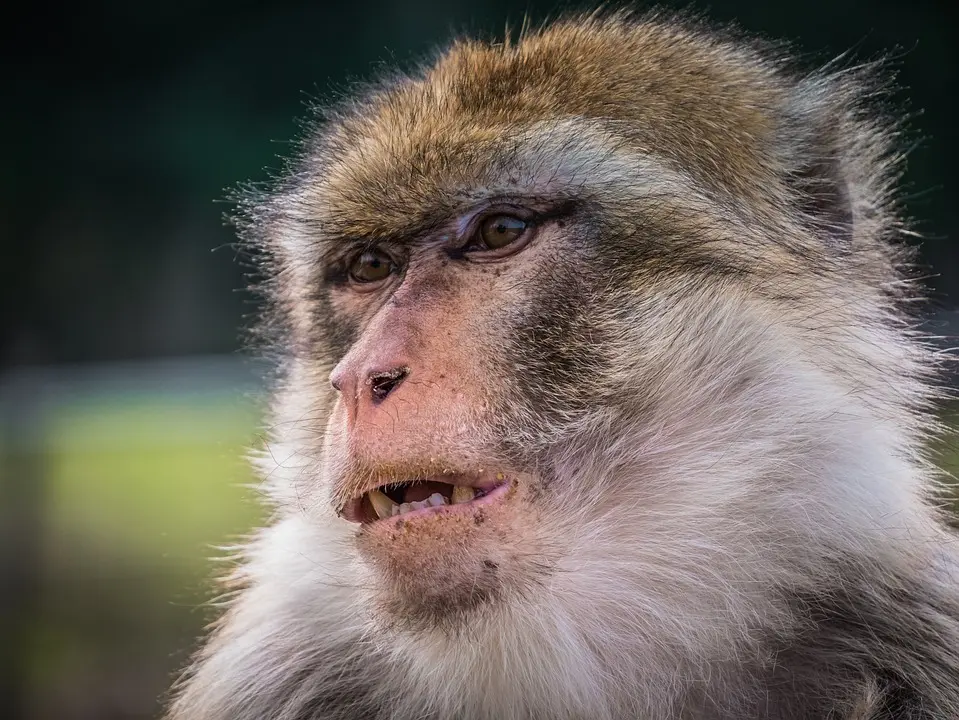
{"left": 281, "top": 120, "right": 821, "bottom": 632}
{"left": 312, "top": 190, "right": 610, "bottom": 630}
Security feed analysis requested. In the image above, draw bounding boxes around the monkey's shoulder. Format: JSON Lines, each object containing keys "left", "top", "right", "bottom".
{"left": 766, "top": 563, "right": 959, "bottom": 720}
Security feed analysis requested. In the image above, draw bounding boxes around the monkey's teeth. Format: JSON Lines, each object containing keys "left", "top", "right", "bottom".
{"left": 370, "top": 488, "right": 461, "bottom": 521}
{"left": 368, "top": 489, "right": 397, "bottom": 519}
{"left": 395, "top": 496, "right": 450, "bottom": 515}
{"left": 451, "top": 485, "right": 475, "bottom": 505}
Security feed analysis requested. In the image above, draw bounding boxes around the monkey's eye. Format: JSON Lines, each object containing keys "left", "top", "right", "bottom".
{"left": 347, "top": 248, "right": 395, "bottom": 285}
{"left": 476, "top": 214, "right": 529, "bottom": 251}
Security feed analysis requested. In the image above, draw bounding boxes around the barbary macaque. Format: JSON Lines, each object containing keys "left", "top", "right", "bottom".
{"left": 166, "top": 12, "right": 959, "bottom": 720}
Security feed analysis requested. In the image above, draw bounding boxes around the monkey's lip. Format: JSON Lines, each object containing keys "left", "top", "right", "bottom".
{"left": 340, "top": 473, "right": 512, "bottom": 525}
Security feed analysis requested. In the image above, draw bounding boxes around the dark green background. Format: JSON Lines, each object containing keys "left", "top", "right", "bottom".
{"left": 3, "top": 0, "right": 958, "bottom": 368}
{"left": 1, "top": 3, "right": 956, "bottom": 719}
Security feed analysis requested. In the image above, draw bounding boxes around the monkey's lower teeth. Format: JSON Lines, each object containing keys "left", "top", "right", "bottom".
{"left": 391, "top": 493, "right": 448, "bottom": 517}
{"left": 367, "top": 486, "right": 477, "bottom": 520}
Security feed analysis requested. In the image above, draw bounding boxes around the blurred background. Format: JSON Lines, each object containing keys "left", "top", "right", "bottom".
{"left": 1, "top": 1, "right": 956, "bottom": 718}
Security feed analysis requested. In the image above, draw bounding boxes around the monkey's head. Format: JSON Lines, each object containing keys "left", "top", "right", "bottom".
{"left": 248, "top": 16, "right": 930, "bottom": 642}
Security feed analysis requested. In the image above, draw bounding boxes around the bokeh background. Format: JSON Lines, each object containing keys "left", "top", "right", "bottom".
{"left": 2, "top": 1, "right": 957, "bottom": 718}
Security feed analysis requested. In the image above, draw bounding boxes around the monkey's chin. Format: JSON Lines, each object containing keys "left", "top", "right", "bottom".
{"left": 354, "top": 480, "right": 536, "bottom": 630}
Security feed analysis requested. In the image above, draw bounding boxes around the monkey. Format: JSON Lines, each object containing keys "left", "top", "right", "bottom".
{"left": 165, "top": 11, "right": 959, "bottom": 720}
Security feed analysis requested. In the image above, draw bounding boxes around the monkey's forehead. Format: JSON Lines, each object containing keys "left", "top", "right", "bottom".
{"left": 286, "top": 15, "right": 792, "bottom": 240}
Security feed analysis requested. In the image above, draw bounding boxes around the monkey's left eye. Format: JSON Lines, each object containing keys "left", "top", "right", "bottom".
{"left": 458, "top": 211, "right": 536, "bottom": 259}
{"left": 477, "top": 214, "right": 528, "bottom": 250}
{"left": 347, "top": 248, "right": 396, "bottom": 285}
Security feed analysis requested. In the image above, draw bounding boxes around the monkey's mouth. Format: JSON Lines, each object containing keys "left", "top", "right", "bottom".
{"left": 341, "top": 473, "right": 511, "bottom": 525}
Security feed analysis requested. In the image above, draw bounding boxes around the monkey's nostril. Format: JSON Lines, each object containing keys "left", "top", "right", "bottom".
{"left": 368, "top": 366, "right": 409, "bottom": 403}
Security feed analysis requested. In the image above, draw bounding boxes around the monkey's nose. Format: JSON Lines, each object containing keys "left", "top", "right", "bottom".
{"left": 329, "top": 362, "right": 410, "bottom": 416}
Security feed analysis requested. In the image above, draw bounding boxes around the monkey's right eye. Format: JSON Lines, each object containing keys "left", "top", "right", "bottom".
{"left": 347, "top": 249, "right": 396, "bottom": 286}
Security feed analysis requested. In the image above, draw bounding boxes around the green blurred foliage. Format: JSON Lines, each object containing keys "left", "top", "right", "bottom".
{"left": 6, "top": 376, "right": 262, "bottom": 719}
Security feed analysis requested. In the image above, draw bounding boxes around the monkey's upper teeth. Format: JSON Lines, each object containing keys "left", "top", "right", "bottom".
{"left": 369, "top": 489, "right": 396, "bottom": 519}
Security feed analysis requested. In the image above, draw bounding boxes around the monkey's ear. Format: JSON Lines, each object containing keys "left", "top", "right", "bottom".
{"left": 779, "top": 80, "right": 858, "bottom": 247}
